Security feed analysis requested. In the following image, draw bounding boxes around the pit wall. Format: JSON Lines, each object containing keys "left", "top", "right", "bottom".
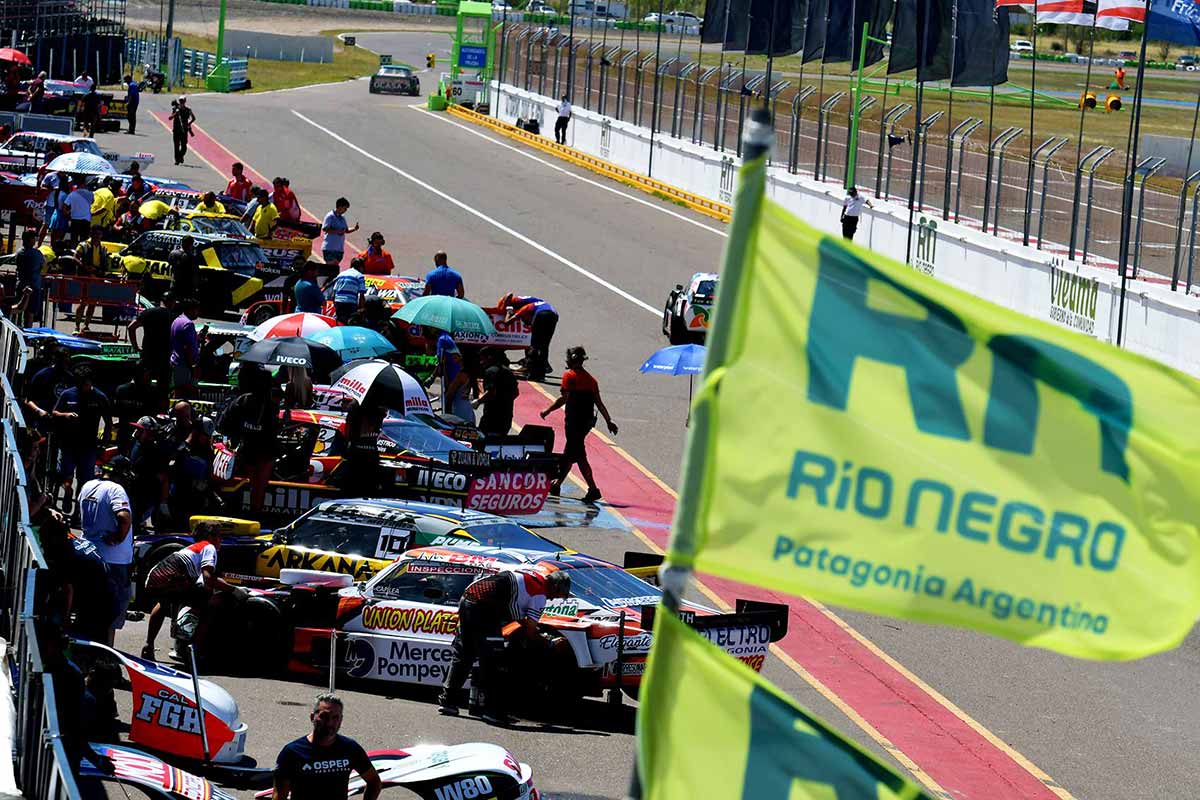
{"left": 493, "top": 81, "right": 1200, "bottom": 379}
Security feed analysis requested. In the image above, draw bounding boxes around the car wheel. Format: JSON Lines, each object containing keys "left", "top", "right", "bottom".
{"left": 668, "top": 314, "right": 688, "bottom": 345}
{"left": 239, "top": 598, "right": 289, "bottom": 676}
{"left": 247, "top": 304, "right": 277, "bottom": 327}
{"left": 661, "top": 303, "right": 672, "bottom": 336}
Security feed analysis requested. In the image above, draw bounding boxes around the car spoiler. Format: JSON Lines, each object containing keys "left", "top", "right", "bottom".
{"left": 640, "top": 599, "right": 789, "bottom": 644}
{"left": 623, "top": 550, "right": 664, "bottom": 583}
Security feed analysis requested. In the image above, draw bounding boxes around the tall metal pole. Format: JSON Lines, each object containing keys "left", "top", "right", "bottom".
{"left": 761, "top": 0, "right": 780, "bottom": 116}
{"left": 1116, "top": 1, "right": 1153, "bottom": 346}
{"left": 495, "top": 5, "right": 509, "bottom": 119}
{"left": 1022, "top": 15, "right": 1039, "bottom": 246}
{"left": 846, "top": 22, "right": 870, "bottom": 189}
{"left": 1067, "top": 11, "right": 1100, "bottom": 259}
{"left": 566, "top": 0, "right": 577, "bottom": 99}
{"left": 1171, "top": 90, "right": 1200, "bottom": 290}
{"left": 648, "top": 0, "right": 666, "bottom": 177}
{"left": 905, "top": 4, "right": 928, "bottom": 265}
{"left": 942, "top": 0, "right": 959, "bottom": 219}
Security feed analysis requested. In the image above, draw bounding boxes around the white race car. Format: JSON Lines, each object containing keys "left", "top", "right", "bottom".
{"left": 0, "top": 131, "right": 154, "bottom": 173}
{"left": 662, "top": 271, "right": 718, "bottom": 344}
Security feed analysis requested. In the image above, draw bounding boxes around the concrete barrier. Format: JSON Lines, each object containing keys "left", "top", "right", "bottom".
{"left": 225, "top": 29, "right": 334, "bottom": 63}
{"left": 491, "top": 81, "right": 1200, "bottom": 378}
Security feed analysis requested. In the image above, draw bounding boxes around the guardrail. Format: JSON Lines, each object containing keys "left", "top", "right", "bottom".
{"left": 0, "top": 313, "right": 82, "bottom": 798}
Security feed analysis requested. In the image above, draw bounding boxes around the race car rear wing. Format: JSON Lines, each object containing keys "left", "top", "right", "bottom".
{"left": 639, "top": 599, "right": 790, "bottom": 644}
{"left": 623, "top": 551, "right": 665, "bottom": 583}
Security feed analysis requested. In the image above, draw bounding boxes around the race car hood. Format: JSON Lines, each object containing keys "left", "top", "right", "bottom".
{"left": 81, "top": 744, "right": 238, "bottom": 800}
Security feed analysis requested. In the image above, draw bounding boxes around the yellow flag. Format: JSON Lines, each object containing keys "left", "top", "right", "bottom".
{"left": 638, "top": 609, "right": 931, "bottom": 799}
{"left": 672, "top": 158, "right": 1200, "bottom": 661}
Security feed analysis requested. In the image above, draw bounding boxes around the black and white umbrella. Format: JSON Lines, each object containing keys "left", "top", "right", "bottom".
{"left": 332, "top": 359, "right": 433, "bottom": 416}
{"left": 239, "top": 336, "right": 342, "bottom": 375}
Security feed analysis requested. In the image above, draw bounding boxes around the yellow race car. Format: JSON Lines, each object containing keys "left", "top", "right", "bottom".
{"left": 111, "top": 230, "right": 264, "bottom": 315}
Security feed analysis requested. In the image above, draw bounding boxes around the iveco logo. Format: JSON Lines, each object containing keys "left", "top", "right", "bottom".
{"left": 274, "top": 355, "right": 309, "bottom": 366}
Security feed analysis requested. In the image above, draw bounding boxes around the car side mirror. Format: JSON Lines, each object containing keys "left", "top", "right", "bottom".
{"left": 273, "top": 530, "right": 289, "bottom": 545}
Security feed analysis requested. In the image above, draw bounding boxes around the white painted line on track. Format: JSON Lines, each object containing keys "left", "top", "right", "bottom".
{"left": 291, "top": 109, "right": 660, "bottom": 316}
{"left": 406, "top": 102, "right": 729, "bottom": 238}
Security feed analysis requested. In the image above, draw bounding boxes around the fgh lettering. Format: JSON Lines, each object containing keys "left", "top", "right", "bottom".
{"left": 785, "top": 449, "right": 1125, "bottom": 571}
{"left": 806, "top": 241, "right": 1132, "bottom": 482}
{"left": 134, "top": 691, "right": 201, "bottom": 734}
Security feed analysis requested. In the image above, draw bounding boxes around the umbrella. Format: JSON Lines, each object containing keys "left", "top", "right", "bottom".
{"left": 239, "top": 336, "right": 342, "bottom": 375}
{"left": 0, "top": 48, "right": 31, "bottom": 66}
{"left": 308, "top": 326, "right": 397, "bottom": 361}
{"left": 45, "top": 152, "right": 117, "bottom": 176}
{"left": 332, "top": 359, "right": 433, "bottom": 416}
{"left": 639, "top": 344, "right": 707, "bottom": 424}
{"left": 393, "top": 295, "right": 495, "bottom": 342}
{"left": 249, "top": 312, "right": 338, "bottom": 341}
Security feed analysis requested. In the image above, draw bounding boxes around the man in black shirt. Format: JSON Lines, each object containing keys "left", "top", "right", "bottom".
{"left": 128, "top": 293, "right": 175, "bottom": 392}
{"left": 114, "top": 366, "right": 165, "bottom": 453}
{"left": 474, "top": 348, "right": 518, "bottom": 437}
{"left": 169, "top": 237, "right": 201, "bottom": 301}
{"left": 217, "top": 366, "right": 279, "bottom": 513}
{"left": 273, "top": 694, "right": 381, "bottom": 800}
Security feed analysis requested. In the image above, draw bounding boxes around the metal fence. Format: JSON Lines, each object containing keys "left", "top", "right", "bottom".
{"left": 0, "top": 314, "right": 82, "bottom": 799}
{"left": 497, "top": 23, "right": 1197, "bottom": 289}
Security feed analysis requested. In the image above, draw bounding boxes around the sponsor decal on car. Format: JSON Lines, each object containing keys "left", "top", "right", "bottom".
{"left": 361, "top": 606, "right": 459, "bottom": 635}
{"left": 260, "top": 547, "right": 374, "bottom": 580}
{"left": 345, "top": 636, "right": 455, "bottom": 684}
{"left": 134, "top": 689, "right": 202, "bottom": 734}
{"left": 601, "top": 595, "right": 660, "bottom": 608}
{"left": 434, "top": 776, "right": 494, "bottom": 800}
{"left": 466, "top": 471, "right": 549, "bottom": 514}
{"left": 596, "top": 632, "right": 653, "bottom": 652}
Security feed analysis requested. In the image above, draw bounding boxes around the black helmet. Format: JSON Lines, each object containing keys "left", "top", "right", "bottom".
{"left": 546, "top": 570, "right": 571, "bottom": 598}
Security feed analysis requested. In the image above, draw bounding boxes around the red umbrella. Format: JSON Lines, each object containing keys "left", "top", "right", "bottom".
{"left": 0, "top": 49, "right": 31, "bottom": 66}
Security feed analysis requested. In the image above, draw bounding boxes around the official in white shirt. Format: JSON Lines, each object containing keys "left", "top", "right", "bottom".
{"left": 841, "top": 187, "right": 872, "bottom": 241}
{"left": 555, "top": 95, "right": 572, "bottom": 145}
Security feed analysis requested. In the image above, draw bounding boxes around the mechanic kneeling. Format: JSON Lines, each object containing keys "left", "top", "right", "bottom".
{"left": 438, "top": 569, "right": 571, "bottom": 725}
{"left": 141, "top": 522, "right": 248, "bottom": 661}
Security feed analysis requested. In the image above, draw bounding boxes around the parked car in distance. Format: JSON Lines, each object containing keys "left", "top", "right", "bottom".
{"left": 1010, "top": 39, "right": 1034, "bottom": 53}
{"left": 1178, "top": 54, "right": 1198, "bottom": 68}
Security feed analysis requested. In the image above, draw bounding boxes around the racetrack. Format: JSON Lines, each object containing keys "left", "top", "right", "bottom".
{"left": 96, "top": 30, "right": 1200, "bottom": 799}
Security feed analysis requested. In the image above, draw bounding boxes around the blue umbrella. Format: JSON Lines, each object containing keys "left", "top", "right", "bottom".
{"left": 639, "top": 344, "right": 706, "bottom": 424}
{"left": 308, "top": 326, "right": 397, "bottom": 361}
{"left": 638, "top": 344, "right": 706, "bottom": 376}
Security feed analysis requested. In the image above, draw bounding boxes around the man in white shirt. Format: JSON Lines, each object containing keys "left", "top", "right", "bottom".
{"left": 841, "top": 187, "right": 872, "bottom": 242}
{"left": 555, "top": 95, "right": 572, "bottom": 145}
{"left": 75, "top": 71, "right": 94, "bottom": 91}
{"left": 65, "top": 177, "right": 94, "bottom": 245}
{"left": 78, "top": 457, "right": 133, "bottom": 645}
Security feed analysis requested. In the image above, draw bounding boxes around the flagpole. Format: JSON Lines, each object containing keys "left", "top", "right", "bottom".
{"left": 761, "top": 0, "right": 780, "bottom": 116}
{"left": 1022, "top": 10, "right": 1039, "bottom": 246}
{"left": 1116, "top": 1, "right": 1153, "bottom": 346}
{"left": 648, "top": 0, "right": 666, "bottom": 176}
{"left": 943, "top": 0, "right": 959, "bottom": 219}
{"left": 905, "top": 6, "right": 928, "bottom": 264}
{"left": 1067, "top": 8, "right": 1101, "bottom": 260}
{"left": 714, "top": 0, "right": 733, "bottom": 150}
{"left": 847, "top": 22, "right": 870, "bottom": 189}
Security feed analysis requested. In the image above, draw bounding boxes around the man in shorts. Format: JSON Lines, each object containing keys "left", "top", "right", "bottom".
{"left": 540, "top": 346, "right": 618, "bottom": 504}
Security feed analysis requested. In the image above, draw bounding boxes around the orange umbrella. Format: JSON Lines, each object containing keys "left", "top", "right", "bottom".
{"left": 0, "top": 49, "right": 31, "bottom": 66}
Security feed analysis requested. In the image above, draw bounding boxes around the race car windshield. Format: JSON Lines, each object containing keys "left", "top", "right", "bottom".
{"left": 381, "top": 418, "right": 471, "bottom": 461}
{"left": 193, "top": 216, "right": 252, "bottom": 238}
{"left": 213, "top": 242, "right": 269, "bottom": 274}
{"left": 563, "top": 566, "right": 663, "bottom": 609}
{"left": 285, "top": 515, "right": 389, "bottom": 554}
{"left": 457, "top": 522, "right": 558, "bottom": 551}
{"left": 695, "top": 280, "right": 716, "bottom": 298}
{"left": 72, "top": 141, "right": 104, "bottom": 157}
{"left": 382, "top": 66, "right": 413, "bottom": 76}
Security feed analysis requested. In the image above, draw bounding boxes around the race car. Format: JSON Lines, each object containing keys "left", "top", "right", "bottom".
{"left": 239, "top": 272, "right": 424, "bottom": 327}
{"left": 662, "top": 271, "right": 718, "bottom": 344}
{"left": 134, "top": 499, "right": 571, "bottom": 591}
{"left": 25, "top": 79, "right": 125, "bottom": 133}
{"left": 209, "top": 409, "right": 556, "bottom": 522}
{"left": 0, "top": 130, "right": 153, "bottom": 173}
{"left": 111, "top": 230, "right": 266, "bottom": 315}
{"left": 370, "top": 63, "right": 421, "bottom": 96}
{"left": 202, "top": 546, "right": 787, "bottom": 701}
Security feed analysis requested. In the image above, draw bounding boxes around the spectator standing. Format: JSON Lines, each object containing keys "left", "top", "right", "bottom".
{"left": 26, "top": 346, "right": 72, "bottom": 432}
{"left": 128, "top": 293, "right": 175, "bottom": 391}
{"left": 73, "top": 226, "right": 107, "bottom": 333}
{"left": 357, "top": 232, "right": 395, "bottom": 276}
{"left": 170, "top": 298, "right": 202, "bottom": 399}
{"left": 13, "top": 229, "right": 45, "bottom": 327}
{"left": 540, "top": 346, "right": 618, "bottom": 504}
{"left": 423, "top": 251, "right": 465, "bottom": 297}
{"left": 217, "top": 365, "right": 279, "bottom": 514}
{"left": 272, "top": 694, "right": 382, "bottom": 800}
{"left": 169, "top": 235, "right": 201, "bottom": 300}
{"left": 195, "top": 191, "right": 225, "bottom": 214}
{"left": 77, "top": 456, "right": 134, "bottom": 646}
{"left": 331, "top": 257, "right": 367, "bottom": 323}
{"left": 252, "top": 188, "right": 279, "bottom": 239}
{"left": 52, "top": 367, "right": 112, "bottom": 510}
{"left": 503, "top": 294, "right": 558, "bottom": 381}
{"left": 841, "top": 187, "right": 872, "bottom": 241}
{"left": 474, "top": 348, "right": 518, "bottom": 437}
{"left": 555, "top": 95, "right": 572, "bottom": 144}
{"left": 225, "top": 162, "right": 253, "bottom": 202}
{"left": 434, "top": 330, "right": 475, "bottom": 424}
{"left": 27, "top": 71, "right": 46, "bottom": 113}
{"left": 169, "top": 97, "right": 196, "bottom": 165}
{"left": 124, "top": 75, "right": 140, "bottom": 134}
{"left": 271, "top": 177, "right": 301, "bottom": 224}
{"left": 321, "top": 198, "right": 358, "bottom": 266}
{"left": 294, "top": 261, "right": 324, "bottom": 314}
{"left": 40, "top": 171, "right": 68, "bottom": 246}
{"left": 65, "top": 177, "right": 94, "bottom": 245}
{"left": 128, "top": 416, "right": 168, "bottom": 531}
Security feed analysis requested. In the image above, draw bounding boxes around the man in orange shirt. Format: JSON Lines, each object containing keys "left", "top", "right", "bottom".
{"left": 225, "top": 162, "right": 253, "bottom": 202}
{"left": 539, "top": 346, "right": 617, "bottom": 504}
{"left": 357, "top": 232, "right": 395, "bottom": 276}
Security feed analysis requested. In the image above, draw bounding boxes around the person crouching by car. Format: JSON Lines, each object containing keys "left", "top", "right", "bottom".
{"left": 141, "top": 523, "right": 248, "bottom": 661}
{"left": 501, "top": 294, "right": 558, "bottom": 381}
{"left": 217, "top": 365, "right": 279, "bottom": 515}
{"left": 438, "top": 569, "right": 571, "bottom": 725}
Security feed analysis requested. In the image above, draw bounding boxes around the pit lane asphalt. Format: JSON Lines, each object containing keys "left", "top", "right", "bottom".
{"left": 96, "top": 32, "right": 1200, "bottom": 798}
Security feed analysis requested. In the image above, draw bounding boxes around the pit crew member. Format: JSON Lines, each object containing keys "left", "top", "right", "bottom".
{"left": 438, "top": 569, "right": 571, "bottom": 724}
{"left": 273, "top": 693, "right": 382, "bottom": 800}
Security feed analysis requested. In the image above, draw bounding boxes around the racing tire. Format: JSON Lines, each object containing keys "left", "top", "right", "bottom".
{"left": 134, "top": 542, "right": 184, "bottom": 611}
{"left": 661, "top": 302, "right": 673, "bottom": 336}
{"left": 232, "top": 598, "right": 289, "bottom": 677}
{"left": 246, "top": 304, "right": 278, "bottom": 327}
{"left": 668, "top": 313, "right": 688, "bottom": 345}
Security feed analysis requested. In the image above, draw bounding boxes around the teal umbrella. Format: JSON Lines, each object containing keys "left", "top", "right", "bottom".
{"left": 308, "top": 326, "right": 397, "bottom": 360}
{"left": 393, "top": 295, "right": 496, "bottom": 341}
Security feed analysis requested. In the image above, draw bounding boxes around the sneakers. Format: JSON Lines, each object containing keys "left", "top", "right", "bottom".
{"left": 481, "top": 710, "right": 515, "bottom": 726}
{"left": 437, "top": 694, "right": 460, "bottom": 716}
{"left": 582, "top": 488, "right": 603, "bottom": 505}
{"left": 140, "top": 645, "right": 156, "bottom": 661}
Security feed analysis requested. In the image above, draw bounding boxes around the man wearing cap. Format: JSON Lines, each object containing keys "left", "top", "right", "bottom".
{"left": 114, "top": 365, "right": 165, "bottom": 453}
{"left": 540, "top": 346, "right": 618, "bottom": 504}
{"left": 78, "top": 457, "right": 133, "bottom": 645}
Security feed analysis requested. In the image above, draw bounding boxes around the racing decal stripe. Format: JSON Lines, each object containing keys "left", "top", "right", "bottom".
{"left": 515, "top": 381, "right": 1071, "bottom": 800}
